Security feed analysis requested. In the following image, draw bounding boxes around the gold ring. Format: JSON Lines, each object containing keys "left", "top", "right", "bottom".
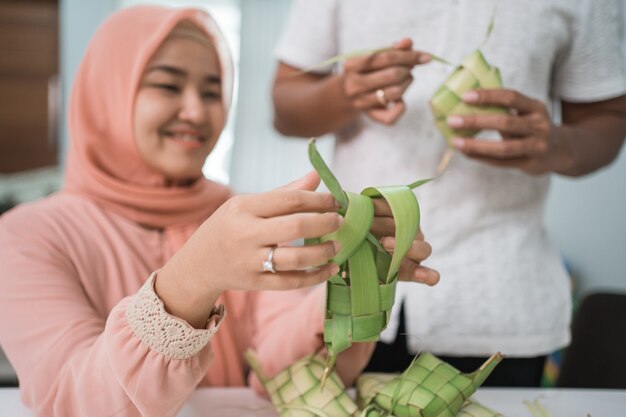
{"left": 375, "top": 89, "right": 388, "bottom": 106}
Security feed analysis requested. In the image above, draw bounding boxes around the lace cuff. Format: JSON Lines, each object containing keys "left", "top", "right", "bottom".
{"left": 125, "top": 271, "right": 225, "bottom": 359}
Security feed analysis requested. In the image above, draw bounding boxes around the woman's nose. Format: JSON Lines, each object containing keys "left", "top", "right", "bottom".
{"left": 178, "top": 89, "right": 208, "bottom": 124}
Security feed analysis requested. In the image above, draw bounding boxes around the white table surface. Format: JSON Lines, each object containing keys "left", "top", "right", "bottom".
{"left": 0, "top": 387, "right": 624, "bottom": 417}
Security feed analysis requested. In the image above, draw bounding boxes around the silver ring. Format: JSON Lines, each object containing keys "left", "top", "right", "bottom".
{"left": 262, "top": 246, "right": 277, "bottom": 273}
{"left": 375, "top": 89, "right": 388, "bottom": 106}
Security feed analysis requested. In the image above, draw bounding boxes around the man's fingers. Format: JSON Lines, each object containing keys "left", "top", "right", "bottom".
{"left": 371, "top": 217, "right": 396, "bottom": 238}
{"left": 453, "top": 137, "right": 540, "bottom": 159}
{"left": 399, "top": 261, "right": 440, "bottom": 286}
{"left": 381, "top": 238, "right": 432, "bottom": 262}
{"left": 462, "top": 89, "right": 543, "bottom": 115}
{"left": 345, "top": 66, "right": 413, "bottom": 99}
{"left": 353, "top": 76, "right": 413, "bottom": 110}
{"left": 346, "top": 49, "right": 430, "bottom": 73}
{"left": 447, "top": 114, "right": 533, "bottom": 136}
{"left": 458, "top": 155, "right": 549, "bottom": 174}
{"left": 372, "top": 198, "right": 393, "bottom": 216}
{"left": 393, "top": 38, "right": 413, "bottom": 50}
{"left": 367, "top": 100, "right": 406, "bottom": 125}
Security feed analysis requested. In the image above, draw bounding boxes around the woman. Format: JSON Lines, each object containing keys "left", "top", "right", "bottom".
{"left": 0, "top": 5, "right": 438, "bottom": 417}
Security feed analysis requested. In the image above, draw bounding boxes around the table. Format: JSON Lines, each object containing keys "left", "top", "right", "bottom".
{"left": 1, "top": 387, "right": 624, "bottom": 416}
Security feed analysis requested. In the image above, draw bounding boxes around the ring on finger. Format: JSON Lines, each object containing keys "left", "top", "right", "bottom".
{"left": 375, "top": 89, "right": 389, "bottom": 107}
{"left": 262, "top": 246, "right": 277, "bottom": 273}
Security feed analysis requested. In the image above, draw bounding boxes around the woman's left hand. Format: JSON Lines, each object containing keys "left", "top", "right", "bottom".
{"left": 370, "top": 199, "right": 439, "bottom": 286}
{"left": 448, "top": 88, "right": 560, "bottom": 175}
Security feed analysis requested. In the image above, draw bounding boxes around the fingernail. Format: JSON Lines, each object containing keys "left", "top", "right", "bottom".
{"left": 334, "top": 199, "right": 342, "bottom": 209}
{"left": 452, "top": 138, "right": 465, "bottom": 149}
{"left": 337, "top": 215, "right": 345, "bottom": 226}
{"left": 414, "top": 270, "right": 429, "bottom": 283}
{"left": 447, "top": 116, "right": 464, "bottom": 128}
{"left": 330, "top": 264, "right": 340, "bottom": 275}
{"left": 381, "top": 237, "right": 395, "bottom": 250}
{"left": 332, "top": 241, "right": 341, "bottom": 254}
{"left": 462, "top": 91, "right": 479, "bottom": 102}
{"left": 418, "top": 53, "right": 431, "bottom": 64}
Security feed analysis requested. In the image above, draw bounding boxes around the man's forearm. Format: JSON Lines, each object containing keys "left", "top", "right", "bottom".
{"left": 554, "top": 100, "right": 626, "bottom": 176}
{"left": 273, "top": 68, "right": 359, "bottom": 137}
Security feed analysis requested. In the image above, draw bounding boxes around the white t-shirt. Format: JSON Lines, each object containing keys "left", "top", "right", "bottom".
{"left": 275, "top": 0, "right": 626, "bottom": 356}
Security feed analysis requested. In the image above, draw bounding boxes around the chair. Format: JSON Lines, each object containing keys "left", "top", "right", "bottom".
{"left": 557, "top": 292, "right": 626, "bottom": 389}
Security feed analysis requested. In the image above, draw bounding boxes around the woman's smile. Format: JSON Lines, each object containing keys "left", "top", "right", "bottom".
{"left": 163, "top": 129, "right": 207, "bottom": 150}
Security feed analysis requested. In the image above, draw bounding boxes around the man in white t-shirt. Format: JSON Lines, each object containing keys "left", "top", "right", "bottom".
{"left": 272, "top": 0, "right": 626, "bottom": 386}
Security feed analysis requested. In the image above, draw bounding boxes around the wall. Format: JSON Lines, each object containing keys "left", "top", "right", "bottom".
{"left": 544, "top": 0, "right": 626, "bottom": 296}
{"left": 59, "top": 0, "right": 116, "bottom": 164}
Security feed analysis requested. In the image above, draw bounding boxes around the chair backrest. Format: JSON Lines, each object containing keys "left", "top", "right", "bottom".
{"left": 557, "top": 292, "right": 626, "bottom": 389}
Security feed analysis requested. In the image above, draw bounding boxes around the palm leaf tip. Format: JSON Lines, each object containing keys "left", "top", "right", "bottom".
{"left": 308, "top": 138, "right": 349, "bottom": 210}
{"left": 468, "top": 352, "right": 503, "bottom": 387}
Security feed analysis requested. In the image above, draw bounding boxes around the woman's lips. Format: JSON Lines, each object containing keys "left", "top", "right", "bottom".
{"left": 165, "top": 132, "right": 206, "bottom": 149}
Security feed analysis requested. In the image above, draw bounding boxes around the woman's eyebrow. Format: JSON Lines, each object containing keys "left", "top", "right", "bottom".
{"left": 146, "top": 65, "right": 186, "bottom": 77}
{"left": 146, "top": 65, "right": 221, "bottom": 85}
{"left": 206, "top": 75, "right": 221, "bottom": 84}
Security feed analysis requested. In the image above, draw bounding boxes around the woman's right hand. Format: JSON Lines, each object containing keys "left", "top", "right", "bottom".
{"left": 155, "top": 171, "right": 342, "bottom": 328}
{"left": 341, "top": 38, "right": 431, "bottom": 125}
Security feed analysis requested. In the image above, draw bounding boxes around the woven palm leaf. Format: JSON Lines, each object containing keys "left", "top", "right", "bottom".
{"left": 430, "top": 49, "right": 507, "bottom": 146}
{"left": 245, "top": 350, "right": 358, "bottom": 417}
{"left": 356, "top": 372, "right": 395, "bottom": 410}
{"left": 307, "top": 139, "right": 431, "bottom": 382}
{"left": 358, "top": 352, "right": 503, "bottom": 417}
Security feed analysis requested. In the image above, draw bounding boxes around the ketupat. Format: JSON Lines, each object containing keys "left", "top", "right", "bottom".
{"left": 307, "top": 139, "right": 431, "bottom": 383}
{"left": 248, "top": 350, "right": 507, "bottom": 417}
{"left": 429, "top": 49, "right": 507, "bottom": 146}
{"left": 430, "top": 5, "right": 507, "bottom": 146}
{"left": 358, "top": 352, "right": 503, "bottom": 417}
{"left": 245, "top": 350, "right": 358, "bottom": 417}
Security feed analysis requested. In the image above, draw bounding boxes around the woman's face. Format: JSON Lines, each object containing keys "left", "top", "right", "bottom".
{"left": 134, "top": 32, "right": 225, "bottom": 184}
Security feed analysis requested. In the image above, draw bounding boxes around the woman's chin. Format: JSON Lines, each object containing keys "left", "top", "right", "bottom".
{"left": 160, "top": 168, "right": 205, "bottom": 187}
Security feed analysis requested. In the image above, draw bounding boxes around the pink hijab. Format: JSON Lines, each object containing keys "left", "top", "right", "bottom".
{"left": 63, "top": 5, "right": 233, "bottom": 229}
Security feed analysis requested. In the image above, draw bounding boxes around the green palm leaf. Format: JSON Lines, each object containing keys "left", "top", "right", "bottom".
{"left": 307, "top": 139, "right": 429, "bottom": 384}
{"left": 359, "top": 352, "right": 503, "bottom": 417}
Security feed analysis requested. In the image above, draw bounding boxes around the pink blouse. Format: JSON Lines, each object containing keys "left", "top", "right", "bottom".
{"left": 0, "top": 193, "right": 372, "bottom": 417}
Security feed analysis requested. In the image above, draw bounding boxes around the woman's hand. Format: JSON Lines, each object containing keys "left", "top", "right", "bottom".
{"left": 369, "top": 199, "right": 439, "bottom": 286}
{"left": 156, "top": 171, "right": 342, "bottom": 328}
{"left": 341, "top": 38, "right": 431, "bottom": 125}
{"left": 448, "top": 88, "right": 562, "bottom": 175}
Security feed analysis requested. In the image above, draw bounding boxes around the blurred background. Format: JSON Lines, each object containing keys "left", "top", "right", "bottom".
{"left": 0, "top": 0, "right": 625, "bottom": 386}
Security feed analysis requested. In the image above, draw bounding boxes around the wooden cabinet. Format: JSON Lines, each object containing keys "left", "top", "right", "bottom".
{"left": 0, "top": 1, "right": 59, "bottom": 174}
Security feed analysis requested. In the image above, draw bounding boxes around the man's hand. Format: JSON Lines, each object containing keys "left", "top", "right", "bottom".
{"left": 341, "top": 38, "right": 431, "bottom": 125}
{"left": 370, "top": 199, "right": 439, "bottom": 286}
{"left": 448, "top": 88, "right": 562, "bottom": 175}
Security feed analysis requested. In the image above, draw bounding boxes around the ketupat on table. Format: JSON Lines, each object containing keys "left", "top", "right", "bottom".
{"left": 0, "top": 387, "right": 624, "bottom": 417}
